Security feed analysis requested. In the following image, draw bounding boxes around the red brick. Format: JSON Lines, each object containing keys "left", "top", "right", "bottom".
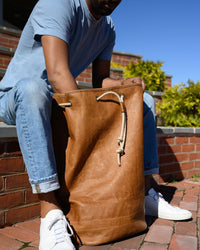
{"left": 0, "top": 54, "right": 10, "bottom": 60}
{"left": 25, "top": 189, "right": 39, "bottom": 203}
{"left": 176, "top": 137, "right": 189, "bottom": 144}
{"left": 180, "top": 201, "right": 197, "bottom": 211}
{"left": 170, "top": 196, "right": 182, "bottom": 206}
{"left": 81, "top": 245, "right": 109, "bottom": 249}
{"left": 0, "top": 191, "right": 24, "bottom": 209}
{"left": 0, "top": 177, "right": 3, "bottom": 191}
{"left": 0, "top": 233, "right": 22, "bottom": 249}
{"left": 76, "top": 77, "right": 84, "bottom": 82}
{"left": 4, "top": 44, "right": 16, "bottom": 49}
{"left": 145, "top": 225, "right": 173, "bottom": 244}
{"left": 180, "top": 161, "right": 194, "bottom": 170}
{"left": 79, "top": 72, "right": 91, "bottom": 78}
{"left": 15, "top": 219, "right": 40, "bottom": 234}
{"left": 175, "top": 222, "right": 196, "bottom": 236}
{"left": 84, "top": 78, "right": 92, "bottom": 83}
{"left": 183, "top": 170, "right": 200, "bottom": 179}
{"left": 190, "top": 152, "right": 200, "bottom": 161}
{"left": 196, "top": 144, "right": 200, "bottom": 151}
{"left": 2, "top": 58, "right": 10, "bottom": 67}
{"left": 0, "top": 157, "right": 24, "bottom": 174}
{"left": 111, "top": 233, "right": 145, "bottom": 249}
{"left": 175, "top": 153, "right": 189, "bottom": 162}
{"left": 195, "top": 161, "right": 200, "bottom": 168}
{"left": 141, "top": 243, "right": 168, "bottom": 250}
{"left": 173, "top": 190, "right": 184, "bottom": 197}
{"left": 84, "top": 68, "right": 92, "bottom": 72}
{"left": 9, "top": 40, "right": 19, "bottom": 46}
{"left": 183, "top": 194, "right": 198, "bottom": 203}
{"left": 5, "top": 173, "right": 30, "bottom": 190}
{"left": 0, "top": 211, "right": 4, "bottom": 227}
{"left": 170, "top": 144, "right": 182, "bottom": 153}
{"left": 153, "top": 218, "right": 174, "bottom": 227}
{"left": 0, "top": 37, "right": 9, "bottom": 44}
{"left": 185, "top": 187, "right": 200, "bottom": 196}
{"left": 169, "top": 234, "right": 197, "bottom": 250}
{"left": 0, "top": 65, "right": 7, "bottom": 69}
{"left": 182, "top": 144, "right": 195, "bottom": 152}
{"left": 0, "top": 224, "right": 39, "bottom": 242}
{"left": 190, "top": 137, "right": 200, "bottom": 143}
{"left": 5, "top": 203, "right": 40, "bottom": 226}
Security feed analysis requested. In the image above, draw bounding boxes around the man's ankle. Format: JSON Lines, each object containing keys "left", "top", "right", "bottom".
{"left": 38, "top": 191, "right": 60, "bottom": 218}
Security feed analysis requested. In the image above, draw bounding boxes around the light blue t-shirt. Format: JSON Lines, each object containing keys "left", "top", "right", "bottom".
{"left": 0, "top": 0, "right": 115, "bottom": 96}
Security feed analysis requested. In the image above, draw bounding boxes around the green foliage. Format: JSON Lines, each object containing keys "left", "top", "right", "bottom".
{"left": 190, "top": 174, "right": 200, "bottom": 182}
{"left": 157, "top": 80, "right": 200, "bottom": 127}
{"left": 123, "top": 60, "right": 166, "bottom": 91}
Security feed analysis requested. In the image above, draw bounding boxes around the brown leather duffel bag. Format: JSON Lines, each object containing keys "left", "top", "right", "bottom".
{"left": 51, "top": 83, "right": 147, "bottom": 246}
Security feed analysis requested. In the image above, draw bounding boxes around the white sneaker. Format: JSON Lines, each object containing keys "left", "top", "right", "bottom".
{"left": 145, "top": 188, "right": 192, "bottom": 220}
{"left": 39, "top": 209, "right": 75, "bottom": 250}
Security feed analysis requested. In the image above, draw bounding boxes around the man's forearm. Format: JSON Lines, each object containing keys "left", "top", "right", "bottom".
{"left": 49, "top": 71, "right": 78, "bottom": 94}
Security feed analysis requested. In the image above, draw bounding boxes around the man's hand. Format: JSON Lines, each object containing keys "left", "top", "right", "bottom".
{"left": 122, "top": 77, "right": 145, "bottom": 91}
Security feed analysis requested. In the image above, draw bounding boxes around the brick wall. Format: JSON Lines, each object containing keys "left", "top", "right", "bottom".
{"left": 0, "top": 31, "right": 20, "bottom": 49}
{"left": 0, "top": 27, "right": 20, "bottom": 80}
{"left": 0, "top": 137, "right": 40, "bottom": 227}
{"left": 0, "top": 126, "right": 200, "bottom": 228}
{"left": 154, "top": 128, "right": 200, "bottom": 184}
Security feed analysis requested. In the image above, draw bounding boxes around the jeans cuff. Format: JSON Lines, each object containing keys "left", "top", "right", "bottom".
{"left": 144, "top": 167, "right": 159, "bottom": 176}
{"left": 31, "top": 176, "right": 60, "bottom": 194}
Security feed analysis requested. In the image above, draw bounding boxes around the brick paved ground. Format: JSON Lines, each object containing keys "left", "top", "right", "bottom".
{"left": 0, "top": 177, "right": 199, "bottom": 250}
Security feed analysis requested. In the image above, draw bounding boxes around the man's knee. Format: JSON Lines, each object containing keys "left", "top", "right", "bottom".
{"left": 14, "top": 78, "right": 52, "bottom": 106}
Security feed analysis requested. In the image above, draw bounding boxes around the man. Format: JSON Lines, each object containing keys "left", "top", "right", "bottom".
{"left": 0, "top": 0, "right": 191, "bottom": 249}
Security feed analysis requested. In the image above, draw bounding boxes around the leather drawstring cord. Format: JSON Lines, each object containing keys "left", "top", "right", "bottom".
{"left": 96, "top": 91, "right": 127, "bottom": 166}
{"left": 59, "top": 102, "right": 72, "bottom": 107}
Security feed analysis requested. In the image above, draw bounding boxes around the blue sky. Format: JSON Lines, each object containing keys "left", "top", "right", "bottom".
{"left": 111, "top": 0, "right": 200, "bottom": 86}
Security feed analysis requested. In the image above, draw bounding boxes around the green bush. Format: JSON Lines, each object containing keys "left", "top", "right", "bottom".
{"left": 123, "top": 60, "right": 166, "bottom": 91}
{"left": 157, "top": 81, "right": 200, "bottom": 127}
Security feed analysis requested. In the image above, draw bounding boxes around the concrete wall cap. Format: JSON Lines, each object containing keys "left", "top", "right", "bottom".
{"left": 113, "top": 50, "right": 143, "bottom": 59}
{"left": 0, "top": 46, "right": 15, "bottom": 56}
{"left": 1, "top": 123, "right": 200, "bottom": 139}
{"left": 0, "top": 25, "right": 21, "bottom": 37}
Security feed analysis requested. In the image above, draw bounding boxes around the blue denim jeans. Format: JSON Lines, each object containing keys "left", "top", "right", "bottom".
{"left": 0, "top": 79, "right": 158, "bottom": 193}
{"left": 0, "top": 78, "right": 60, "bottom": 193}
{"left": 143, "top": 92, "right": 159, "bottom": 175}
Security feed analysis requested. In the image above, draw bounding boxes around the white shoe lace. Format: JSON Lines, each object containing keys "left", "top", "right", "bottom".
{"left": 48, "top": 216, "right": 74, "bottom": 244}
